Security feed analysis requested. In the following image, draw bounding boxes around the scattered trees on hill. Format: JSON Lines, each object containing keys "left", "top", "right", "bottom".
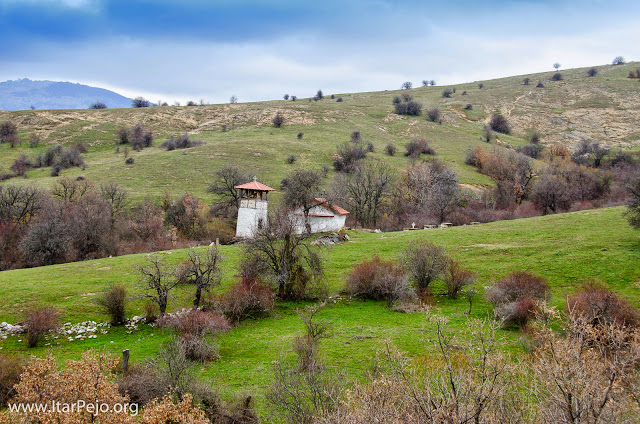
{"left": 612, "top": 56, "right": 626, "bottom": 65}
{"left": 332, "top": 131, "right": 368, "bottom": 173}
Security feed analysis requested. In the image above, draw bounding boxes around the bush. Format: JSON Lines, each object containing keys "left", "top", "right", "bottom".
{"left": 159, "top": 309, "right": 231, "bottom": 337}
{"left": 125, "top": 157, "right": 134, "bottom": 164}
{"left": 160, "top": 134, "right": 203, "bottom": 150}
{"left": 132, "top": 97, "right": 151, "bottom": 108}
{"left": 567, "top": 281, "right": 640, "bottom": 328}
{"left": 489, "top": 113, "right": 511, "bottom": 134}
{"left": 286, "top": 154, "right": 297, "bottom": 164}
{"left": 336, "top": 97, "right": 343, "bottom": 102}
{"left": 333, "top": 140, "right": 366, "bottom": 173}
{"left": 612, "top": 56, "right": 625, "bottom": 65}
{"left": 345, "top": 256, "right": 412, "bottom": 307}
{"left": 401, "top": 81, "right": 412, "bottom": 90}
{"left": 0, "top": 354, "right": 25, "bottom": 408}
{"left": 517, "top": 143, "right": 544, "bottom": 159}
{"left": 426, "top": 107, "right": 440, "bottom": 122}
{"left": 297, "top": 132, "right": 304, "bottom": 140}
{"left": 24, "top": 307, "right": 60, "bottom": 348}
{"left": 486, "top": 271, "right": 549, "bottom": 327}
{"left": 272, "top": 112, "right": 285, "bottom": 128}
{"left": 0, "top": 122, "right": 18, "bottom": 144}
{"left": 551, "top": 72, "right": 563, "bottom": 81}
{"left": 401, "top": 240, "right": 450, "bottom": 293}
{"left": 283, "top": 94, "right": 289, "bottom": 100}
{"left": 404, "top": 139, "right": 435, "bottom": 159}
{"left": 11, "top": 154, "right": 32, "bottom": 176}
{"left": 523, "top": 77, "right": 530, "bottom": 85}
{"left": 97, "top": 283, "right": 128, "bottom": 326}
{"left": 89, "top": 101, "right": 107, "bottom": 109}
{"left": 444, "top": 260, "right": 476, "bottom": 299}
{"left": 118, "top": 123, "right": 153, "bottom": 150}
{"left": 316, "top": 89, "right": 324, "bottom": 99}
{"left": 478, "top": 83, "right": 484, "bottom": 89}
{"left": 394, "top": 99, "right": 422, "bottom": 116}
{"left": 366, "top": 142, "right": 374, "bottom": 153}
{"left": 587, "top": 68, "right": 598, "bottom": 77}
{"left": 217, "top": 277, "right": 275, "bottom": 323}
{"left": 536, "top": 80, "right": 545, "bottom": 88}
{"left": 441, "top": 88, "right": 452, "bottom": 98}
{"left": 385, "top": 143, "right": 397, "bottom": 156}
{"left": 464, "top": 103, "right": 472, "bottom": 110}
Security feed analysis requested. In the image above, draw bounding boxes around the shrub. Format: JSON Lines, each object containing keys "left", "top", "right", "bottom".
{"left": 286, "top": 154, "right": 297, "bottom": 164}
{"left": 394, "top": 99, "right": 422, "bottom": 116}
{"left": 283, "top": 94, "right": 289, "bottom": 100}
{"left": 291, "top": 95, "right": 297, "bottom": 101}
{"left": 366, "top": 141, "right": 374, "bottom": 153}
{"left": 567, "top": 281, "right": 640, "bottom": 328}
{"left": 132, "top": 97, "right": 151, "bottom": 107}
{"left": 159, "top": 309, "right": 231, "bottom": 337}
{"left": 523, "top": 77, "right": 530, "bottom": 85}
{"left": 11, "top": 154, "right": 32, "bottom": 176}
{"left": 0, "top": 122, "right": 18, "bottom": 144}
{"left": 441, "top": 88, "right": 452, "bottom": 98}
{"left": 160, "top": 133, "right": 203, "bottom": 150}
{"left": 89, "top": 101, "right": 107, "bottom": 109}
{"left": 478, "top": 83, "right": 484, "bottom": 89}
{"left": 612, "top": 56, "right": 625, "bottom": 65}
{"left": 401, "top": 240, "right": 450, "bottom": 293}
{"left": 444, "top": 260, "right": 476, "bottom": 299}
{"left": 462, "top": 90, "right": 467, "bottom": 95}
{"left": 272, "top": 112, "right": 285, "bottom": 128}
{"left": 29, "top": 133, "right": 41, "bottom": 148}
{"left": 489, "top": 113, "right": 511, "bottom": 134}
{"left": 24, "top": 307, "right": 60, "bottom": 348}
{"left": 125, "top": 157, "right": 134, "bottom": 164}
{"left": 385, "top": 143, "right": 397, "bottom": 156}
{"left": 404, "top": 139, "right": 435, "bottom": 159}
{"left": 464, "top": 103, "right": 472, "bottom": 110}
{"left": 217, "top": 277, "right": 275, "bottom": 323}
{"left": 118, "top": 123, "right": 153, "bottom": 150}
{"left": 401, "top": 81, "right": 412, "bottom": 90}
{"left": 345, "top": 256, "right": 411, "bottom": 307}
{"left": 97, "top": 283, "right": 128, "bottom": 326}
{"left": 536, "top": 80, "right": 545, "bottom": 88}
{"left": 517, "top": 143, "right": 544, "bottom": 159}
{"left": 486, "top": 271, "right": 549, "bottom": 327}
{"left": 297, "top": 132, "right": 304, "bottom": 140}
{"left": 551, "top": 72, "right": 563, "bottom": 81}
{"left": 392, "top": 96, "right": 401, "bottom": 105}
{"left": 483, "top": 126, "right": 492, "bottom": 142}
{"left": 336, "top": 97, "right": 343, "bottom": 102}
{"left": 333, "top": 140, "right": 366, "bottom": 173}
{"left": 426, "top": 107, "right": 440, "bottom": 122}
{"left": 316, "top": 89, "right": 324, "bottom": 99}
{"left": 587, "top": 68, "right": 598, "bottom": 77}
{"left": 0, "top": 354, "right": 25, "bottom": 408}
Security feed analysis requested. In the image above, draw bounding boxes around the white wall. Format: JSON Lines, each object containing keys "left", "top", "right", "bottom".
{"left": 290, "top": 204, "right": 347, "bottom": 234}
{"left": 236, "top": 199, "right": 268, "bottom": 238}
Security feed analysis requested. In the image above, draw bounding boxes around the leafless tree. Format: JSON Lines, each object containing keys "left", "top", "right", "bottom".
{"left": 138, "top": 255, "right": 181, "bottom": 316}
{"left": 241, "top": 209, "right": 323, "bottom": 300}
{"left": 177, "top": 247, "right": 223, "bottom": 308}
{"left": 401, "top": 240, "right": 450, "bottom": 294}
{"left": 330, "top": 160, "right": 394, "bottom": 228}
{"left": 281, "top": 169, "right": 324, "bottom": 234}
{"left": 207, "top": 164, "right": 253, "bottom": 215}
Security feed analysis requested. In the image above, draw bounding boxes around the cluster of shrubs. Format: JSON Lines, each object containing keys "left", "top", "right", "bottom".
{"left": 159, "top": 133, "right": 203, "bottom": 150}
{"left": 404, "top": 139, "right": 436, "bottom": 159}
{"left": 393, "top": 94, "right": 422, "bottom": 116}
{"left": 117, "top": 122, "right": 153, "bottom": 150}
{"left": 345, "top": 241, "right": 476, "bottom": 309}
{"left": 332, "top": 130, "right": 368, "bottom": 173}
{"left": 6, "top": 143, "right": 86, "bottom": 180}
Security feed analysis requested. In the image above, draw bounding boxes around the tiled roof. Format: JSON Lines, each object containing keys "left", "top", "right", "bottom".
{"left": 234, "top": 180, "right": 275, "bottom": 191}
{"left": 312, "top": 198, "right": 349, "bottom": 215}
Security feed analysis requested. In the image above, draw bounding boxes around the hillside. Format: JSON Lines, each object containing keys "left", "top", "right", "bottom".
{"left": 0, "top": 206, "right": 638, "bottom": 412}
{"left": 0, "top": 63, "right": 638, "bottom": 201}
{"left": 0, "top": 79, "right": 132, "bottom": 111}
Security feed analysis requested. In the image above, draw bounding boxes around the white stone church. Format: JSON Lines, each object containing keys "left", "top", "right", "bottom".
{"left": 234, "top": 179, "right": 349, "bottom": 238}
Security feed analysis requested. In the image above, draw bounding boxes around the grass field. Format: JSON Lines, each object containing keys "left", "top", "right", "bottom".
{"left": 1, "top": 206, "right": 638, "bottom": 415}
{"left": 0, "top": 62, "right": 639, "bottom": 202}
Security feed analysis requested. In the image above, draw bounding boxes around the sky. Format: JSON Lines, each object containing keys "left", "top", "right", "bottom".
{"left": 1, "top": 0, "right": 639, "bottom": 105}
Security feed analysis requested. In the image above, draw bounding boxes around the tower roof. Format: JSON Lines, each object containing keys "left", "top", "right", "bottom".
{"left": 234, "top": 180, "right": 275, "bottom": 191}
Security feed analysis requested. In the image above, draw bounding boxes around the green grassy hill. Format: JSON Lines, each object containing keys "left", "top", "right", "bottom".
{"left": 1, "top": 206, "right": 638, "bottom": 411}
{"left": 0, "top": 63, "right": 639, "bottom": 201}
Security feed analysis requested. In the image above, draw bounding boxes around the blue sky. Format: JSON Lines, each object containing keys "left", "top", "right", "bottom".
{"left": 1, "top": 0, "right": 638, "bottom": 104}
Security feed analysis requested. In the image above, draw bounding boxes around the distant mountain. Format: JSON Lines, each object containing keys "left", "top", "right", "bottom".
{"left": 0, "top": 79, "right": 132, "bottom": 111}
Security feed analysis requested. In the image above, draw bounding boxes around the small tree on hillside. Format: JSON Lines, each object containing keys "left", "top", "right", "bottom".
{"left": 553, "top": 63, "right": 561, "bottom": 71}
{"left": 89, "top": 101, "right": 107, "bottom": 109}
{"left": 138, "top": 255, "right": 180, "bottom": 316}
{"left": 272, "top": 112, "right": 285, "bottom": 128}
{"left": 401, "top": 81, "right": 412, "bottom": 90}
{"left": 132, "top": 97, "right": 151, "bottom": 108}
{"left": 401, "top": 240, "right": 450, "bottom": 294}
{"left": 280, "top": 169, "right": 324, "bottom": 234}
{"left": 612, "top": 56, "right": 626, "bottom": 65}
{"left": 587, "top": 68, "right": 598, "bottom": 77}
{"left": 207, "top": 164, "right": 253, "bottom": 215}
{"left": 316, "top": 89, "right": 324, "bottom": 100}
{"left": 177, "top": 247, "right": 223, "bottom": 308}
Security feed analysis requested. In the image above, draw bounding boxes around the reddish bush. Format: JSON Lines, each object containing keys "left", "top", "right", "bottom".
{"left": 567, "top": 281, "right": 640, "bottom": 328}
{"left": 444, "top": 260, "right": 476, "bottom": 299}
{"left": 346, "top": 256, "right": 412, "bottom": 307}
{"left": 217, "top": 277, "right": 275, "bottom": 323}
{"left": 159, "top": 309, "right": 231, "bottom": 337}
{"left": 24, "top": 307, "right": 60, "bottom": 348}
{"left": 486, "top": 271, "right": 549, "bottom": 327}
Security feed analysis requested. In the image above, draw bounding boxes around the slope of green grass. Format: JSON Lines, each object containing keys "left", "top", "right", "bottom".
{"left": 0, "top": 62, "right": 638, "bottom": 202}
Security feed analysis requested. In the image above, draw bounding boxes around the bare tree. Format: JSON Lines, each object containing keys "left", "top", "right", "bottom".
{"left": 330, "top": 160, "right": 393, "bottom": 228}
{"left": 241, "top": 209, "right": 323, "bottom": 300}
{"left": 138, "top": 255, "right": 181, "bottom": 316}
{"left": 51, "top": 177, "right": 92, "bottom": 203}
{"left": 403, "top": 161, "right": 460, "bottom": 223}
{"left": 177, "top": 247, "right": 223, "bottom": 308}
{"left": 207, "top": 164, "right": 253, "bottom": 216}
{"left": 132, "top": 97, "right": 151, "bottom": 108}
{"left": 281, "top": 169, "right": 324, "bottom": 234}
{"left": 401, "top": 240, "right": 450, "bottom": 294}
{"left": 100, "top": 183, "right": 130, "bottom": 239}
